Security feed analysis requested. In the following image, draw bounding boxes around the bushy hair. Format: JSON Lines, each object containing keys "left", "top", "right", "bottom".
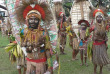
{"left": 16, "top": 0, "right": 53, "bottom": 25}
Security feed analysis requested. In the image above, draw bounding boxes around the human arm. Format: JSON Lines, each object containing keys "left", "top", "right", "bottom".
{"left": 45, "top": 32, "right": 53, "bottom": 73}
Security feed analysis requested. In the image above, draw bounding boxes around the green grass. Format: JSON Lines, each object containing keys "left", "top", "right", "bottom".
{"left": 0, "top": 32, "right": 17, "bottom": 74}
{"left": 0, "top": 32, "right": 110, "bottom": 74}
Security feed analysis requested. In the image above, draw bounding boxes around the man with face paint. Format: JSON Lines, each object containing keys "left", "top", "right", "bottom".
{"left": 16, "top": 0, "right": 54, "bottom": 74}
{"left": 78, "top": 20, "right": 90, "bottom": 66}
{"left": 53, "top": 1, "right": 67, "bottom": 55}
{"left": 89, "top": 7, "right": 110, "bottom": 74}
{"left": 28, "top": 13, "right": 40, "bottom": 29}
{"left": 59, "top": 12, "right": 67, "bottom": 55}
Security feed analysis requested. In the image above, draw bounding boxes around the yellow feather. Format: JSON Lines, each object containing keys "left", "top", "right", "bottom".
{"left": 13, "top": 47, "right": 18, "bottom": 58}
{"left": 8, "top": 43, "right": 16, "bottom": 46}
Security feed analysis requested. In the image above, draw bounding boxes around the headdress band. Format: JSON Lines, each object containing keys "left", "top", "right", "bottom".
{"left": 23, "top": 4, "right": 45, "bottom": 20}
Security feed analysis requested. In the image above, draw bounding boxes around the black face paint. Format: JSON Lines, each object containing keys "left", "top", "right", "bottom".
{"left": 96, "top": 15, "right": 103, "bottom": 23}
{"left": 28, "top": 16, "right": 40, "bottom": 29}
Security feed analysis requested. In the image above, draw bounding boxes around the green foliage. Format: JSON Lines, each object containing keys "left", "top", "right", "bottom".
{"left": 63, "top": 2, "right": 72, "bottom": 16}
{"left": 91, "top": 0, "right": 109, "bottom": 7}
{"left": 87, "top": 41, "right": 93, "bottom": 61}
{"left": 9, "top": 35, "right": 15, "bottom": 42}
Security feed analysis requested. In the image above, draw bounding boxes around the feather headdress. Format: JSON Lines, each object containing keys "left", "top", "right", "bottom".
{"left": 16, "top": 0, "right": 53, "bottom": 25}
{"left": 53, "top": 2, "right": 64, "bottom": 19}
{"left": 89, "top": 6, "right": 108, "bottom": 19}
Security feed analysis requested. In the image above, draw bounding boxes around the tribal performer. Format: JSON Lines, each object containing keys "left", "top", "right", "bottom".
{"left": 70, "top": 0, "right": 92, "bottom": 61}
{"left": 53, "top": 0, "right": 67, "bottom": 54}
{"left": 66, "top": 17, "right": 79, "bottom": 60}
{"left": 15, "top": 0, "right": 54, "bottom": 74}
{"left": 78, "top": 20, "right": 90, "bottom": 66}
{"left": 89, "top": 6, "right": 110, "bottom": 74}
{"left": 58, "top": 12, "right": 67, "bottom": 55}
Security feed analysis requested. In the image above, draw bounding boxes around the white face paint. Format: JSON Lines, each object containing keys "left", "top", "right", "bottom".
{"left": 96, "top": 15, "right": 103, "bottom": 23}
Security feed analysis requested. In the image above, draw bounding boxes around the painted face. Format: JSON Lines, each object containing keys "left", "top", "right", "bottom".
{"left": 81, "top": 22, "right": 86, "bottom": 30}
{"left": 28, "top": 16, "right": 40, "bottom": 29}
{"left": 96, "top": 15, "right": 103, "bottom": 23}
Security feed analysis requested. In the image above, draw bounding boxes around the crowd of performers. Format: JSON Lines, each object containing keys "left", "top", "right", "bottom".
{"left": 1, "top": 0, "right": 110, "bottom": 74}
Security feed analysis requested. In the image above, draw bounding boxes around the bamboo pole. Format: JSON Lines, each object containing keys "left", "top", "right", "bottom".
{"left": 80, "top": 1, "right": 84, "bottom": 19}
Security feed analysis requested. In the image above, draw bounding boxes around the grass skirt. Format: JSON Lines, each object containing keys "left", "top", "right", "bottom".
{"left": 17, "top": 55, "right": 26, "bottom": 67}
{"left": 92, "top": 44, "right": 110, "bottom": 66}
